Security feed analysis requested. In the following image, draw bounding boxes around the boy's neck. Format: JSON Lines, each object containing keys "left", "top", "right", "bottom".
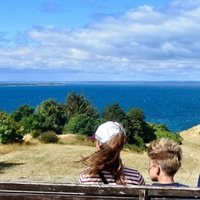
{"left": 158, "top": 175, "right": 174, "bottom": 184}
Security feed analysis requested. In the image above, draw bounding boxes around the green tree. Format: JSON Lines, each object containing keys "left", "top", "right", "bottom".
{"left": 103, "top": 103, "right": 126, "bottom": 123}
{"left": 65, "top": 92, "right": 99, "bottom": 120}
{"left": 10, "top": 104, "right": 34, "bottom": 122}
{"left": 34, "top": 99, "right": 67, "bottom": 134}
{"left": 125, "top": 108, "right": 145, "bottom": 141}
{"left": 0, "top": 112, "right": 23, "bottom": 144}
{"left": 142, "top": 123, "right": 157, "bottom": 143}
{"left": 20, "top": 114, "right": 40, "bottom": 134}
{"left": 127, "top": 108, "right": 145, "bottom": 121}
{"left": 125, "top": 108, "right": 156, "bottom": 144}
{"left": 63, "top": 114, "right": 100, "bottom": 136}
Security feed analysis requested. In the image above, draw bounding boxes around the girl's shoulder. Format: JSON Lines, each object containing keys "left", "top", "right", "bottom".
{"left": 123, "top": 166, "right": 145, "bottom": 185}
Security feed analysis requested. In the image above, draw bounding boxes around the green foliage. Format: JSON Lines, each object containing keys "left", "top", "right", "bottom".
{"left": 142, "top": 123, "right": 157, "bottom": 143}
{"left": 150, "top": 123, "right": 170, "bottom": 132}
{"left": 124, "top": 108, "right": 156, "bottom": 144}
{"left": 0, "top": 112, "right": 23, "bottom": 144}
{"left": 64, "top": 92, "right": 100, "bottom": 136}
{"left": 63, "top": 114, "right": 100, "bottom": 136}
{"left": 131, "top": 134, "right": 145, "bottom": 148}
{"left": 124, "top": 108, "right": 145, "bottom": 144}
{"left": 10, "top": 104, "right": 34, "bottom": 122}
{"left": 125, "top": 143, "right": 146, "bottom": 153}
{"left": 20, "top": 114, "right": 39, "bottom": 134}
{"left": 103, "top": 103, "right": 126, "bottom": 122}
{"left": 127, "top": 108, "right": 146, "bottom": 121}
{"left": 0, "top": 91, "right": 181, "bottom": 150}
{"left": 35, "top": 99, "right": 67, "bottom": 134}
{"left": 31, "top": 129, "right": 42, "bottom": 138}
{"left": 148, "top": 123, "right": 182, "bottom": 143}
{"left": 65, "top": 92, "right": 99, "bottom": 120}
{"left": 155, "top": 130, "right": 181, "bottom": 143}
{"left": 39, "top": 131, "right": 59, "bottom": 144}
{"left": 76, "top": 134, "right": 88, "bottom": 142}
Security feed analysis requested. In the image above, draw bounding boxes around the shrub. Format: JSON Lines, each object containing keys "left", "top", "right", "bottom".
{"left": 63, "top": 114, "right": 100, "bottom": 136}
{"left": 76, "top": 134, "right": 88, "bottom": 142}
{"left": 124, "top": 134, "right": 146, "bottom": 152}
{"left": 0, "top": 112, "right": 23, "bottom": 144}
{"left": 39, "top": 131, "right": 59, "bottom": 144}
{"left": 31, "top": 129, "right": 42, "bottom": 138}
{"left": 148, "top": 123, "right": 182, "bottom": 144}
{"left": 155, "top": 130, "right": 182, "bottom": 144}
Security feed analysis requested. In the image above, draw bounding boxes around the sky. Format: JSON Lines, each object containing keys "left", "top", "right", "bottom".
{"left": 1, "top": 0, "right": 200, "bottom": 81}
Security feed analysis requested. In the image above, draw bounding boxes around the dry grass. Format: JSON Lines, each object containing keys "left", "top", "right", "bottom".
{"left": 0, "top": 143, "right": 93, "bottom": 183}
{"left": 0, "top": 128, "right": 200, "bottom": 186}
{"left": 58, "top": 134, "right": 95, "bottom": 146}
{"left": 178, "top": 125, "right": 200, "bottom": 186}
{"left": 0, "top": 144, "right": 22, "bottom": 155}
{"left": 180, "top": 125, "right": 200, "bottom": 144}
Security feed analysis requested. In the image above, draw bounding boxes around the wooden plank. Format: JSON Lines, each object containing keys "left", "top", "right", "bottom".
{"left": 0, "top": 181, "right": 200, "bottom": 200}
{"left": 0, "top": 191, "right": 139, "bottom": 200}
{"left": 146, "top": 187, "right": 200, "bottom": 198}
{"left": 150, "top": 198, "right": 199, "bottom": 200}
{"left": 0, "top": 182, "right": 142, "bottom": 196}
{"left": 0, "top": 195, "right": 139, "bottom": 200}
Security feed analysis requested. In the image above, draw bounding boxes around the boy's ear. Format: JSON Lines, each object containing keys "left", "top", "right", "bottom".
{"left": 156, "top": 165, "right": 161, "bottom": 176}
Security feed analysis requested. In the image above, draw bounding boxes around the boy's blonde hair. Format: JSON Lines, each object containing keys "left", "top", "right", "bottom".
{"left": 147, "top": 138, "right": 182, "bottom": 176}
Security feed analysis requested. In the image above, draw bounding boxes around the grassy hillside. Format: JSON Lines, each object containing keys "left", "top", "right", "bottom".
{"left": 0, "top": 127, "right": 200, "bottom": 186}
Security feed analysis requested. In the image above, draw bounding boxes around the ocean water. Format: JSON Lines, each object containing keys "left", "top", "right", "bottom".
{"left": 0, "top": 82, "right": 200, "bottom": 132}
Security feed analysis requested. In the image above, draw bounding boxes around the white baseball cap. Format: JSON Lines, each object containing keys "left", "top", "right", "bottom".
{"left": 95, "top": 121, "right": 125, "bottom": 143}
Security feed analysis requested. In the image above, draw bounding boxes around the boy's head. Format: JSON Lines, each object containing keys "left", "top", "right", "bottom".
{"left": 147, "top": 138, "right": 182, "bottom": 181}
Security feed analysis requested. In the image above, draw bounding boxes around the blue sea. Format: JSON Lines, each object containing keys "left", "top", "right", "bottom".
{"left": 0, "top": 81, "right": 200, "bottom": 132}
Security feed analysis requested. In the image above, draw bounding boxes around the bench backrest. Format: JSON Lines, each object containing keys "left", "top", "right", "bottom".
{"left": 0, "top": 181, "right": 200, "bottom": 200}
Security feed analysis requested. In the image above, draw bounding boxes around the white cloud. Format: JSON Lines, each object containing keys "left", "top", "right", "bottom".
{"left": 167, "top": 0, "right": 200, "bottom": 11}
{"left": 1, "top": 0, "right": 200, "bottom": 80}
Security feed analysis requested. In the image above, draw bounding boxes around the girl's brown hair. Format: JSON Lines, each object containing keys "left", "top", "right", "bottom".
{"left": 81, "top": 131, "right": 126, "bottom": 184}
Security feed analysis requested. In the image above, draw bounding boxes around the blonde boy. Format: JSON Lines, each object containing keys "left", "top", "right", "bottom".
{"left": 147, "top": 138, "right": 188, "bottom": 187}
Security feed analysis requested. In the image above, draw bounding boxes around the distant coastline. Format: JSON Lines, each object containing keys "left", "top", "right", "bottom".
{"left": 1, "top": 81, "right": 200, "bottom": 87}
{"left": 0, "top": 82, "right": 66, "bottom": 87}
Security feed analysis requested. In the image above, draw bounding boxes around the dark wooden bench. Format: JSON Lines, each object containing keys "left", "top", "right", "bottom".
{"left": 0, "top": 181, "right": 199, "bottom": 200}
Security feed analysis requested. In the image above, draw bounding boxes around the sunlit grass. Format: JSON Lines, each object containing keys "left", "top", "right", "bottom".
{"left": 58, "top": 133, "right": 95, "bottom": 146}
{"left": 0, "top": 143, "right": 22, "bottom": 155}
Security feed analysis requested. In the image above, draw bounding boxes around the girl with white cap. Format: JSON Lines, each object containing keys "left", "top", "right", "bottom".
{"left": 78, "top": 121, "right": 145, "bottom": 185}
